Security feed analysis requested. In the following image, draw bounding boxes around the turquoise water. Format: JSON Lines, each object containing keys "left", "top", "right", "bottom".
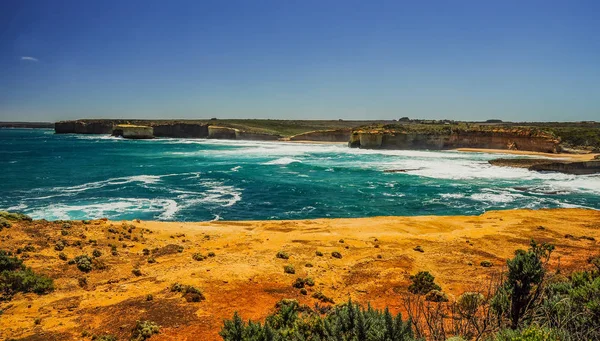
{"left": 1, "top": 128, "right": 598, "bottom": 221}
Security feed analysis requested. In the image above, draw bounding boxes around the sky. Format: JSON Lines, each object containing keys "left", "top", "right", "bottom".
{"left": 1, "top": 0, "right": 599, "bottom": 122}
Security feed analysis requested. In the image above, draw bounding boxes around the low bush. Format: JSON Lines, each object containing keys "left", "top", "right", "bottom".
{"left": 192, "top": 253, "right": 206, "bottom": 261}
{"left": 284, "top": 265, "right": 295, "bottom": 274}
{"left": 480, "top": 260, "right": 493, "bottom": 267}
{"left": 0, "top": 211, "right": 32, "bottom": 222}
{"left": 408, "top": 271, "right": 441, "bottom": 295}
{"left": 315, "top": 250, "right": 323, "bottom": 257}
{"left": 170, "top": 283, "right": 205, "bottom": 302}
{"left": 131, "top": 320, "right": 160, "bottom": 341}
{"left": 276, "top": 251, "right": 290, "bottom": 260}
{"left": 331, "top": 251, "right": 342, "bottom": 259}
{"left": 74, "top": 255, "right": 93, "bottom": 272}
{"left": 0, "top": 250, "right": 53, "bottom": 299}
{"left": 92, "top": 249, "right": 102, "bottom": 258}
{"left": 312, "top": 291, "right": 334, "bottom": 304}
{"left": 132, "top": 268, "right": 142, "bottom": 276}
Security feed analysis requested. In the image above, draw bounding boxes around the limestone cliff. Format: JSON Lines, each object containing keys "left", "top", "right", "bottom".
{"left": 289, "top": 129, "right": 351, "bottom": 142}
{"left": 153, "top": 123, "right": 209, "bottom": 138}
{"left": 207, "top": 126, "right": 237, "bottom": 139}
{"left": 349, "top": 126, "right": 561, "bottom": 153}
{"left": 111, "top": 125, "right": 154, "bottom": 139}
{"left": 55, "top": 120, "right": 116, "bottom": 134}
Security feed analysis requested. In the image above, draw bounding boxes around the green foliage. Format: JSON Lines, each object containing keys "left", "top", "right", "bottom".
{"left": 0, "top": 250, "right": 53, "bottom": 299}
{"left": 315, "top": 251, "right": 323, "bottom": 257}
{"left": 492, "top": 241, "right": 554, "bottom": 329}
{"left": 170, "top": 283, "right": 205, "bottom": 302}
{"left": 494, "top": 325, "right": 563, "bottom": 341}
{"left": 481, "top": 260, "right": 493, "bottom": 267}
{"left": 425, "top": 289, "right": 448, "bottom": 302}
{"left": 132, "top": 268, "right": 142, "bottom": 276}
{"left": 92, "top": 249, "right": 102, "bottom": 258}
{"left": 312, "top": 291, "right": 334, "bottom": 304}
{"left": 276, "top": 251, "right": 290, "bottom": 260}
{"left": 0, "top": 211, "right": 32, "bottom": 222}
{"left": 192, "top": 253, "right": 206, "bottom": 261}
{"left": 408, "top": 271, "right": 441, "bottom": 295}
{"left": 74, "top": 255, "right": 93, "bottom": 272}
{"left": 131, "top": 320, "right": 160, "bottom": 341}
{"left": 220, "top": 299, "right": 415, "bottom": 341}
{"left": 331, "top": 251, "right": 342, "bottom": 259}
{"left": 284, "top": 265, "right": 295, "bottom": 274}
{"left": 0, "top": 217, "right": 11, "bottom": 230}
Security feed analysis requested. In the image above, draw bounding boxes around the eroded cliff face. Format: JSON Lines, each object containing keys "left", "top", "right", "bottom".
{"left": 153, "top": 123, "right": 208, "bottom": 138}
{"left": 111, "top": 125, "right": 154, "bottom": 139}
{"left": 55, "top": 120, "right": 116, "bottom": 134}
{"left": 207, "top": 126, "right": 237, "bottom": 139}
{"left": 349, "top": 130, "right": 561, "bottom": 153}
{"left": 289, "top": 129, "right": 351, "bottom": 142}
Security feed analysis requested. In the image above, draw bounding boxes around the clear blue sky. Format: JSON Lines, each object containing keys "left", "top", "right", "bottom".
{"left": 1, "top": 0, "right": 599, "bottom": 122}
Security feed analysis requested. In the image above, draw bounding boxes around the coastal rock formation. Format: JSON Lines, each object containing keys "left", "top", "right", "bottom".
{"left": 489, "top": 158, "right": 600, "bottom": 175}
{"left": 207, "top": 126, "right": 237, "bottom": 139}
{"left": 153, "top": 123, "right": 208, "bottom": 138}
{"left": 55, "top": 120, "right": 116, "bottom": 134}
{"left": 111, "top": 124, "right": 154, "bottom": 139}
{"left": 235, "top": 130, "right": 281, "bottom": 141}
{"left": 350, "top": 128, "right": 561, "bottom": 153}
{"left": 289, "top": 129, "right": 351, "bottom": 142}
{"left": 529, "top": 160, "right": 600, "bottom": 175}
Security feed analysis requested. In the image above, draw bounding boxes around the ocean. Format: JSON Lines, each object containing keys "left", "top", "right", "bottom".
{"left": 1, "top": 128, "right": 598, "bottom": 221}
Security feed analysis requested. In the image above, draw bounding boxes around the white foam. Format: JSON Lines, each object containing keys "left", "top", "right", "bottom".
{"left": 263, "top": 157, "right": 302, "bottom": 165}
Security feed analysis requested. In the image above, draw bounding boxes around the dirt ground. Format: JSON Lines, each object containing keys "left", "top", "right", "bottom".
{"left": 1, "top": 208, "right": 599, "bottom": 340}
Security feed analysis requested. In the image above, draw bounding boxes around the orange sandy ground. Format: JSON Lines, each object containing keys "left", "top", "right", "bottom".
{"left": 1, "top": 208, "right": 599, "bottom": 340}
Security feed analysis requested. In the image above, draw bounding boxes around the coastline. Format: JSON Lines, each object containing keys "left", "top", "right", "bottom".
{"left": 2, "top": 208, "right": 599, "bottom": 340}
{"left": 455, "top": 147, "right": 599, "bottom": 161}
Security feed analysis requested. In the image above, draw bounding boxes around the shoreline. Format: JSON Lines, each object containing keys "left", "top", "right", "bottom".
{"left": 455, "top": 147, "right": 598, "bottom": 161}
{"left": 2, "top": 208, "right": 599, "bottom": 340}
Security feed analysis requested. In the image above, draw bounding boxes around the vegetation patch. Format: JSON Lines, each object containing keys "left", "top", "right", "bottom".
{"left": 131, "top": 320, "right": 160, "bottom": 341}
{"left": 0, "top": 249, "right": 54, "bottom": 299}
{"left": 170, "top": 283, "right": 205, "bottom": 302}
{"left": 408, "top": 271, "right": 442, "bottom": 295}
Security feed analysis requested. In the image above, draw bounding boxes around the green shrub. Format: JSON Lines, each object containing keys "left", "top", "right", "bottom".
{"left": 413, "top": 245, "right": 424, "bottom": 252}
{"left": 132, "top": 268, "right": 142, "bottom": 276}
{"left": 305, "top": 263, "right": 313, "bottom": 268}
{"left": 480, "top": 260, "right": 493, "bottom": 267}
{"left": 192, "top": 253, "right": 206, "bottom": 261}
{"left": 131, "top": 320, "right": 160, "bottom": 341}
{"left": 284, "top": 265, "right": 295, "bottom": 274}
{"left": 408, "top": 271, "right": 441, "bottom": 295}
{"left": 312, "top": 291, "right": 334, "bottom": 304}
{"left": 220, "top": 299, "right": 414, "bottom": 340}
{"left": 58, "top": 252, "right": 68, "bottom": 261}
{"left": 207, "top": 252, "right": 216, "bottom": 257}
{"left": 0, "top": 211, "right": 32, "bottom": 222}
{"left": 0, "top": 251, "right": 54, "bottom": 298}
{"left": 331, "top": 251, "right": 342, "bottom": 259}
{"left": 54, "top": 241, "right": 65, "bottom": 251}
{"left": 92, "top": 249, "right": 102, "bottom": 258}
{"left": 147, "top": 257, "right": 156, "bottom": 264}
{"left": 425, "top": 289, "right": 449, "bottom": 302}
{"left": 170, "top": 283, "right": 205, "bottom": 302}
{"left": 315, "top": 250, "right": 323, "bottom": 257}
{"left": 0, "top": 217, "right": 11, "bottom": 230}
{"left": 146, "top": 294, "right": 153, "bottom": 301}
{"left": 276, "top": 251, "right": 290, "bottom": 260}
{"left": 74, "top": 255, "right": 93, "bottom": 272}
{"left": 293, "top": 278, "right": 305, "bottom": 288}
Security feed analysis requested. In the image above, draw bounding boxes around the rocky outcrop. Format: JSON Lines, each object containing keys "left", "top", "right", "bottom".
{"left": 234, "top": 130, "right": 280, "bottom": 141}
{"left": 529, "top": 161, "right": 600, "bottom": 175}
{"left": 207, "top": 126, "right": 237, "bottom": 139}
{"left": 55, "top": 120, "right": 116, "bottom": 134}
{"left": 153, "top": 123, "right": 208, "bottom": 138}
{"left": 489, "top": 158, "right": 600, "bottom": 175}
{"left": 112, "top": 125, "right": 154, "bottom": 139}
{"left": 350, "top": 130, "right": 561, "bottom": 153}
{"left": 289, "top": 129, "right": 351, "bottom": 142}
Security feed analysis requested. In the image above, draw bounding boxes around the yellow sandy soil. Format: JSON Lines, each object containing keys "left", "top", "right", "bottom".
{"left": 1, "top": 208, "right": 599, "bottom": 340}
{"left": 455, "top": 148, "right": 599, "bottom": 161}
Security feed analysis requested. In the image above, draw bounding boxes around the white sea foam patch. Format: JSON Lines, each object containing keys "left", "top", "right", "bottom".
{"left": 175, "top": 180, "right": 242, "bottom": 208}
{"left": 263, "top": 157, "right": 302, "bottom": 165}
{"left": 470, "top": 190, "right": 526, "bottom": 204}
{"left": 26, "top": 198, "right": 179, "bottom": 221}
{"left": 440, "top": 193, "right": 465, "bottom": 199}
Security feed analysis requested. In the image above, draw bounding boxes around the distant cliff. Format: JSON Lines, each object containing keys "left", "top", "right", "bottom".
{"left": 289, "top": 129, "right": 351, "bottom": 142}
{"left": 349, "top": 125, "right": 561, "bottom": 153}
